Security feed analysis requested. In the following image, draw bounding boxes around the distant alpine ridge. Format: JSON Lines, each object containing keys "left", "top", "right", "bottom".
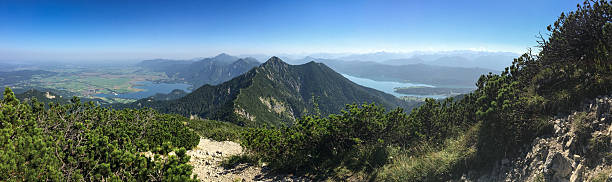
{"left": 137, "top": 53, "right": 260, "bottom": 87}
{"left": 291, "top": 58, "right": 494, "bottom": 87}
{"left": 127, "top": 57, "right": 414, "bottom": 126}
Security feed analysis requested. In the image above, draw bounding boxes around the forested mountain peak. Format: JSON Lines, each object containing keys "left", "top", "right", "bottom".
{"left": 126, "top": 57, "right": 415, "bottom": 126}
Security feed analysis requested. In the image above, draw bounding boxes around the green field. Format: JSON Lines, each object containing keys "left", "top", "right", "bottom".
{"left": 13, "top": 66, "right": 170, "bottom": 103}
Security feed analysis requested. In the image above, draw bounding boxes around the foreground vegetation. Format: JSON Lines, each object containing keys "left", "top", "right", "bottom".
{"left": 236, "top": 0, "right": 612, "bottom": 180}
{"left": 0, "top": 88, "right": 200, "bottom": 181}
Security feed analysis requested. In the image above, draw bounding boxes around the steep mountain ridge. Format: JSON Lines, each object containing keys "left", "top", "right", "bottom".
{"left": 129, "top": 57, "right": 411, "bottom": 126}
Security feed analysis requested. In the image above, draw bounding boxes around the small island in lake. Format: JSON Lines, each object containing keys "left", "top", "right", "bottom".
{"left": 394, "top": 86, "right": 474, "bottom": 96}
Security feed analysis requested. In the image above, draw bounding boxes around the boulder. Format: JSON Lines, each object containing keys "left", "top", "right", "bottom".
{"left": 546, "top": 153, "right": 572, "bottom": 181}
{"left": 569, "top": 163, "right": 584, "bottom": 182}
{"left": 565, "top": 137, "right": 574, "bottom": 151}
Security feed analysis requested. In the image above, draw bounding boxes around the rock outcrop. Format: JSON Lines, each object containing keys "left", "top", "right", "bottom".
{"left": 461, "top": 96, "right": 612, "bottom": 182}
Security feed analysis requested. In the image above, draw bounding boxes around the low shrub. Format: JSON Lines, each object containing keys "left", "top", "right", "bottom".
{"left": 186, "top": 118, "right": 243, "bottom": 142}
{"left": 0, "top": 87, "right": 199, "bottom": 181}
{"left": 220, "top": 154, "right": 260, "bottom": 169}
{"left": 241, "top": 104, "right": 414, "bottom": 175}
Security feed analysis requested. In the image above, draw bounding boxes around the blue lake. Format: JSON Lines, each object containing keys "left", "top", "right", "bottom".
{"left": 341, "top": 74, "right": 447, "bottom": 99}
{"left": 96, "top": 81, "right": 191, "bottom": 99}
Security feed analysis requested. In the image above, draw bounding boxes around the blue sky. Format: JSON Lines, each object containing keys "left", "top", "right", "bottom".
{"left": 0, "top": 0, "right": 582, "bottom": 62}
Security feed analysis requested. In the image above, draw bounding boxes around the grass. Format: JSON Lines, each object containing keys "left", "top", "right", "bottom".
{"left": 185, "top": 118, "right": 244, "bottom": 142}
{"left": 533, "top": 173, "right": 545, "bottom": 182}
{"left": 220, "top": 154, "right": 260, "bottom": 169}
{"left": 572, "top": 112, "right": 595, "bottom": 153}
{"left": 590, "top": 167, "right": 612, "bottom": 182}
{"left": 587, "top": 134, "right": 611, "bottom": 165}
{"left": 374, "top": 123, "right": 479, "bottom": 182}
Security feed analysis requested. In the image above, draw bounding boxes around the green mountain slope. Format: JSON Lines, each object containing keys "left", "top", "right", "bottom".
{"left": 128, "top": 57, "right": 413, "bottom": 126}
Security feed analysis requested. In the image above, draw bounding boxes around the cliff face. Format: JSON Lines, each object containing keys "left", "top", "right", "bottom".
{"left": 462, "top": 96, "right": 612, "bottom": 182}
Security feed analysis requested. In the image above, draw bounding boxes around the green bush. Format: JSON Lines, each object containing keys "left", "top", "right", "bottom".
{"left": 185, "top": 118, "right": 243, "bottom": 142}
{"left": 0, "top": 87, "right": 199, "bottom": 181}
{"left": 220, "top": 154, "right": 259, "bottom": 169}
{"left": 241, "top": 103, "right": 413, "bottom": 175}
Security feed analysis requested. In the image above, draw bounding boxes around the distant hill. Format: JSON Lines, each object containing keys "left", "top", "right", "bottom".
{"left": 137, "top": 53, "right": 260, "bottom": 87}
{"left": 336, "top": 51, "right": 518, "bottom": 70}
{"left": 302, "top": 58, "right": 494, "bottom": 87}
{"left": 146, "top": 89, "right": 188, "bottom": 101}
{"left": 0, "top": 70, "right": 57, "bottom": 86}
{"left": 137, "top": 59, "right": 193, "bottom": 72}
{"left": 382, "top": 57, "right": 425, "bottom": 65}
{"left": 125, "top": 57, "right": 414, "bottom": 127}
{"left": 0, "top": 62, "right": 17, "bottom": 71}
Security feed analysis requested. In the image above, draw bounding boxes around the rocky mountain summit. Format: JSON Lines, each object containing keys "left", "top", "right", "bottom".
{"left": 462, "top": 96, "right": 612, "bottom": 182}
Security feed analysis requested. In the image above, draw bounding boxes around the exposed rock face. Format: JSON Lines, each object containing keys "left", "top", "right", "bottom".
{"left": 547, "top": 153, "right": 572, "bottom": 181}
{"left": 460, "top": 95, "right": 612, "bottom": 182}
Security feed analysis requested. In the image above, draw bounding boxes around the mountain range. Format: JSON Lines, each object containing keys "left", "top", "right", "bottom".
{"left": 291, "top": 58, "right": 494, "bottom": 87}
{"left": 125, "top": 57, "right": 415, "bottom": 127}
{"left": 137, "top": 53, "right": 261, "bottom": 87}
{"left": 336, "top": 51, "right": 518, "bottom": 70}
{"left": 255, "top": 50, "right": 518, "bottom": 70}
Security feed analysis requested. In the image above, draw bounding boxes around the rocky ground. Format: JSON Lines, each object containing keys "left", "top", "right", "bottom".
{"left": 186, "top": 138, "right": 309, "bottom": 182}
{"left": 461, "top": 96, "right": 612, "bottom": 182}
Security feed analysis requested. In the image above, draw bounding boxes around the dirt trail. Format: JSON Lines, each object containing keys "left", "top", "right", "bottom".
{"left": 187, "top": 138, "right": 307, "bottom": 182}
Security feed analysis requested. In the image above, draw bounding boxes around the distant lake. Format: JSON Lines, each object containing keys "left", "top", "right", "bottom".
{"left": 341, "top": 74, "right": 446, "bottom": 99}
{"left": 96, "top": 81, "right": 191, "bottom": 99}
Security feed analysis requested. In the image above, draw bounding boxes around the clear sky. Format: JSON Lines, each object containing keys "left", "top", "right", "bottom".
{"left": 0, "top": 0, "right": 582, "bottom": 62}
